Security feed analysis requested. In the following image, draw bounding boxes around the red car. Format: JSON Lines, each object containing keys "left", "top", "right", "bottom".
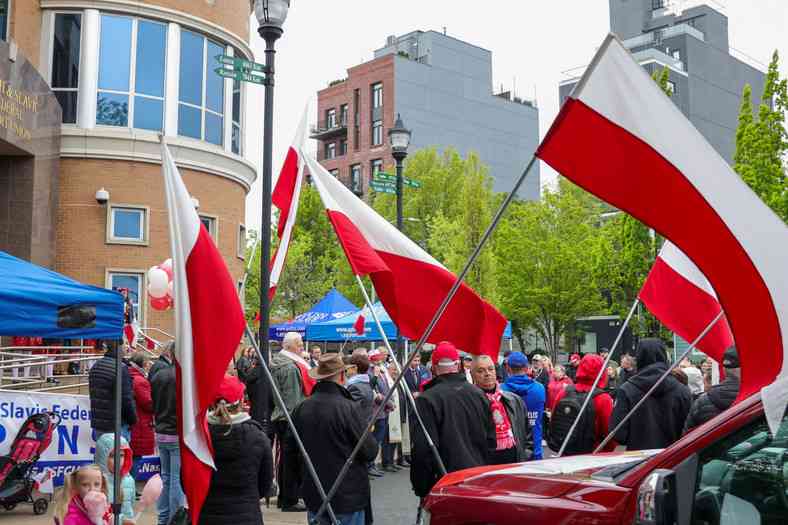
{"left": 424, "top": 393, "right": 788, "bottom": 524}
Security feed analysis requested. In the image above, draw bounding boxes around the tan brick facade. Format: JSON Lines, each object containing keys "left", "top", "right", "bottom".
{"left": 56, "top": 158, "right": 247, "bottom": 335}
{"left": 139, "top": 0, "right": 251, "bottom": 41}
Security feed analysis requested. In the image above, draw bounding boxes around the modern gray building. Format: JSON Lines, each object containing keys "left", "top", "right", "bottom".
{"left": 559, "top": 0, "right": 765, "bottom": 164}
{"left": 313, "top": 30, "right": 540, "bottom": 200}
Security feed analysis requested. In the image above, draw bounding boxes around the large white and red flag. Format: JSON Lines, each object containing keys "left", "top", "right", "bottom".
{"left": 160, "top": 139, "right": 246, "bottom": 524}
{"left": 269, "top": 108, "right": 308, "bottom": 300}
{"left": 536, "top": 34, "right": 788, "bottom": 432}
{"left": 639, "top": 241, "right": 734, "bottom": 363}
{"left": 302, "top": 153, "right": 507, "bottom": 360}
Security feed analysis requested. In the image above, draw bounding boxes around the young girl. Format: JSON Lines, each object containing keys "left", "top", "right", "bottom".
{"left": 54, "top": 464, "right": 111, "bottom": 525}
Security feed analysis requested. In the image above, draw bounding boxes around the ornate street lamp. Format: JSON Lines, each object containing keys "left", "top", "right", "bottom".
{"left": 388, "top": 113, "right": 411, "bottom": 231}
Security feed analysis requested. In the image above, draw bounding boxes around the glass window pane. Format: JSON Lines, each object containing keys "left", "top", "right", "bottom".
{"left": 135, "top": 21, "right": 166, "bottom": 97}
{"left": 133, "top": 96, "right": 163, "bottom": 131}
{"left": 232, "top": 123, "right": 241, "bottom": 154}
{"left": 232, "top": 79, "right": 241, "bottom": 123}
{"left": 179, "top": 30, "right": 204, "bottom": 106}
{"left": 110, "top": 274, "right": 141, "bottom": 317}
{"left": 205, "top": 41, "right": 225, "bottom": 113}
{"left": 52, "top": 14, "right": 81, "bottom": 89}
{"left": 97, "top": 92, "right": 129, "bottom": 126}
{"left": 98, "top": 15, "right": 132, "bottom": 91}
{"left": 205, "top": 112, "right": 223, "bottom": 145}
{"left": 55, "top": 91, "right": 78, "bottom": 124}
{"left": 113, "top": 208, "right": 143, "bottom": 239}
{"left": 178, "top": 104, "right": 201, "bottom": 138}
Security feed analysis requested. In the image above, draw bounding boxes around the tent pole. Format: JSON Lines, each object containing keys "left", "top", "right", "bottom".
{"left": 112, "top": 340, "right": 122, "bottom": 525}
{"left": 354, "top": 275, "right": 446, "bottom": 473}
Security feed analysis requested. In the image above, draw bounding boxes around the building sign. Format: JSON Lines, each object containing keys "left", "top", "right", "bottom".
{"left": 0, "top": 78, "right": 37, "bottom": 141}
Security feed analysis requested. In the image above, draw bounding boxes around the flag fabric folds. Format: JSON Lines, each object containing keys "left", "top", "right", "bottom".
{"left": 160, "top": 139, "right": 246, "bottom": 524}
{"left": 639, "top": 241, "right": 734, "bottom": 363}
{"left": 269, "top": 108, "right": 308, "bottom": 301}
{"left": 303, "top": 153, "right": 507, "bottom": 360}
{"left": 354, "top": 313, "right": 366, "bottom": 336}
{"left": 535, "top": 34, "right": 788, "bottom": 432}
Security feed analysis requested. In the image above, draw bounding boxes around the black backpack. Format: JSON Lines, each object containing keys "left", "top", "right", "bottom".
{"left": 548, "top": 386, "right": 603, "bottom": 455}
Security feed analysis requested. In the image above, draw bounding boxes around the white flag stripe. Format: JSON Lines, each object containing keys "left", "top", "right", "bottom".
{"left": 659, "top": 241, "right": 719, "bottom": 300}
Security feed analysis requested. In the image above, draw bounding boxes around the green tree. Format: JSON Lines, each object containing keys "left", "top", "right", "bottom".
{"left": 734, "top": 51, "right": 788, "bottom": 222}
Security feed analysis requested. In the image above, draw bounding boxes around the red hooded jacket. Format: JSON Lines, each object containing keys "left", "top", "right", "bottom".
{"left": 128, "top": 364, "right": 155, "bottom": 456}
{"left": 553, "top": 354, "right": 616, "bottom": 452}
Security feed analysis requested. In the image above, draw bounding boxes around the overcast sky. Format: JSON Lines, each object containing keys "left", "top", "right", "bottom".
{"left": 242, "top": 0, "right": 788, "bottom": 232}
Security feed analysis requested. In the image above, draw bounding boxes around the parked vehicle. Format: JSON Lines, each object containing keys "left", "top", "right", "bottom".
{"left": 424, "top": 393, "right": 788, "bottom": 524}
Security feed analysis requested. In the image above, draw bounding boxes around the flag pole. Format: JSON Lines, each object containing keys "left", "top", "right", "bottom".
{"left": 312, "top": 154, "right": 538, "bottom": 523}
{"left": 556, "top": 298, "right": 639, "bottom": 457}
{"left": 354, "top": 275, "right": 446, "bottom": 475}
{"left": 593, "top": 309, "right": 725, "bottom": 453}
{"left": 242, "top": 324, "right": 339, "bottom": 525}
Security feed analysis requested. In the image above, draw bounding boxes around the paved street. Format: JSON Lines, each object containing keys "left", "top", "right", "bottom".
{"left": 1, "top": 467, "right": 418, "bottom": 525}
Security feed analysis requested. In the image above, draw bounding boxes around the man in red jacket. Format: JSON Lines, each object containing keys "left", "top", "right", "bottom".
{"left": 552, "top": 354, "right": 616, "bottom": 453}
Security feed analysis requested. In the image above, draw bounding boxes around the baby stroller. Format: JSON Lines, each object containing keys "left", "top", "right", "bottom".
{"left": 0, "top": 411, "right": 60, "bottom": 515}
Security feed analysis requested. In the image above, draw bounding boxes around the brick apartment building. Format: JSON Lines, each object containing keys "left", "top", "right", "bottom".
{"left": 312, "top": 30, "right": 541, "bottom": 200}
{"left": 0, "top": 0, "right": 255, "bottom": 335}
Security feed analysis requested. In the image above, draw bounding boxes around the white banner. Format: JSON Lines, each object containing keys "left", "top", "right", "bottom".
{"left": 0, "top": 390, "right": 159, "bottom": 485}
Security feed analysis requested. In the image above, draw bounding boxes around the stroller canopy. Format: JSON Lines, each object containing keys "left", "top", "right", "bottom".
{"left": 0, "top": 251, "right": 124, "bottom": 339}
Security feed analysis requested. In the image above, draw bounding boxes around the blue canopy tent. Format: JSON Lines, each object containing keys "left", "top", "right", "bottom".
{"left": 269, "top": 288, "right": 356, "bottom": 340}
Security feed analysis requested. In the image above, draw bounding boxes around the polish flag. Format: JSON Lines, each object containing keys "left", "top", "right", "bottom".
{"left": 160, "top": 139, "right": 246, "bottom": 524}
{"left": 354, "top": 313, "right": 366, "bottom": 336}
{"left": 303, "top": 154, "right": 507, "bottom": 360}
{"left": 639, "top": 241, "right": 733, "bottom": 362}
{"left": 536, "top": 34, "right": 788, "bottom": 432}
{"left": 269, "top": 108, "right": 308, "bottom": 301}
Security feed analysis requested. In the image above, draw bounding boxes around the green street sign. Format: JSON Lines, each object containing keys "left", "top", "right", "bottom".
{"left": 373, "top": 172, "right": 396, "bottom": 183}
{"left": 371, "top": 186, "right": 396, "bottom": 194}
{"left": 214, "top": 67, "right": 266, "bottom": 85}
{"left": 370, "top": 181, "right": 396, "bottom": 194}
{"left": 403, "top": 178, "right": 422, "bottom": 188}
{"left": 215, "top": 54, "right": 266, "bottom": 73}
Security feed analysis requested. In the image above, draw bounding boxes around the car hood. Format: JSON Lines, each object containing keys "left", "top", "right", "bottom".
{"left": 433, "top": 450, "right": 662, "bottom": 499}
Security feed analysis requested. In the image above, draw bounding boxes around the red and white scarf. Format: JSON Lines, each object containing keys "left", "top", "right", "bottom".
{"left": 280, "top": 349, "right": 316, "bottom": 396}
{"left": 485, "top": 386, "right": 516, "bottom": 450}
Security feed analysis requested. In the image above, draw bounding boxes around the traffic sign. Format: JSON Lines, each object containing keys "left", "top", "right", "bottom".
{"left": 403, "top": 178, "right": 422, "bottom": 188}
{"left": 373, "top": 172, "right": 396, "bottom": 183}
{"left": 214, "top": 67, "right": 266, "bottom": 86}
{"left": 215, "top": 54, "right": 266, "bottom": 74}
{"left": 370, "top": 181, "right": 396, "bottom": 194}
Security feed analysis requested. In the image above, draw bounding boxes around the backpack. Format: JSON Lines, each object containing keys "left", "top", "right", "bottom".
{"left": 548, "top": 386, "right": 603, "bottom": 455}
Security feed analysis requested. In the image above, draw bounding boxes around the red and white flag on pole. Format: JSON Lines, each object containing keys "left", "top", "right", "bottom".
{"left": 269, "top": 108, "right": 308, "bottom": 301}
{"left": 302, "top": 154, "right": 507, "bottom": 360}
{"left": 536, "top": 34, "right": 788, "bottom": 432}
{"left": 639, "top": 241, "right": 733, "bottom": 362}
{"left": 353, "top": 313, "right": 366, "bottom": 336}
{"left": 160, "top": 139, "right": 246, "bottom": 524}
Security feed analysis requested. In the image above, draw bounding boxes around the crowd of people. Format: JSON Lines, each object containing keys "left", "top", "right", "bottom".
{"left": 54, "top": 332, "right": 739, "bottom": 525}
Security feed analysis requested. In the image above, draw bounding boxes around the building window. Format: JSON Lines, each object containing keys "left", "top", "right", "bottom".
{"left": 108, "top": 205, "right": 148, "bottom": 244}
{"left": 371, "top": 159, "right": 383, "bottom": 180}
{"left": 353, "top": 89, "right": 360, "bottom": 150}
{"left": 199, "top": 214, "right": 218, "bottom": 240}
{"left": 371, "top": 82, "right": 383, "bottom": 109}
{"left": 339, "top": 138, "right": 348, "bottom": 156}
{"left": 666, "top": 80, "right": 676, "bottom": 96}
{"left": 232, "top": 77, "right": 242, "bottom": 154}
{"left": 326, "top": 108, "right": 336, "bottom": 128}
{"left": 371, "top": 120, "right": 383, "bottom": 146}
{"left": 329, "top": 169, "right": 339, "bottom": 178}
{"left": 51, "top": 13, "right": 82, "bottom": 124}
{"left": 96, "top": 15, "right": 166, "bottom": 130}
{"left": 237, "top": 224, "right": 246, "bottom": 259}
{"left": 109, "top": 272, "right": 143, "bottom": 319}
{"left": 651, "top": 0, "right": 667, "bottom": 10}
{"left": 671, "top": 48, "right": 681, "bottom": 61}
{"left": 0, "top": 0, "right": 7, "bottom": 41}
{"left": 325, "top": 141, "right": 336, "bottom": 159}
{"left": 340, "top": 104, "right": 348, "bottom": 126}
{"left": 179, "top": 30, "right": 225, "bottom": 146}
{"left": 351, "top": 164, "right": 362, "bottom": 194}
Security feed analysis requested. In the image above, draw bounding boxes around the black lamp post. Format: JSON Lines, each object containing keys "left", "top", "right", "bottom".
{"left": 388, "top": 114, "right": 410, "bottom": 360}
{"left": 253, "top": 0, "right": 289, "bottom": 380}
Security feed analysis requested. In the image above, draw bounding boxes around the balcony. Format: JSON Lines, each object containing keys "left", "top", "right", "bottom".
{"left": 623, "top": 23, "right": 705, "bottom": 51}
{"left": 310, "top": 117, "right": 348, "bottom": 140}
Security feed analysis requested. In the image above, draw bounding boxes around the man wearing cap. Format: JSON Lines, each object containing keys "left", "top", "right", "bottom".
{"left": 410, "top": 341, "right": 496, "bottom": 499}
{"left": 291, "top": 353, "right": 379, "bottom": 525}
{"left": 502, "top": 352, "right": 546, "bottom": 460}
{"left": 683, "top": 346, "right": 741, "bottom": 433}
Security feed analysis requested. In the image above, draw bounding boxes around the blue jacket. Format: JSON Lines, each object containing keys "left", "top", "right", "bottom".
{"left": 502, "top": 374, "right": 546, "bottom": 459}
{"left": 95, "top": 433, "right": 136, "bottom": 521}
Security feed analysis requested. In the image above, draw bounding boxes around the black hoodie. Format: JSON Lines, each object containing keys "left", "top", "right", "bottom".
{"left": 683, "top": 376, "right": 740, "bottom": 433}
{"left": 609, "top": 339, "right": 692, "bottom": 450}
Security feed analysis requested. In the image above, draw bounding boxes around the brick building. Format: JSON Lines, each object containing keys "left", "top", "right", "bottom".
{"left": 312, "top": 30, "right": 541, "bottom": 200}
{"left": 0, "top": 0, "right": 255, "bottom": 335}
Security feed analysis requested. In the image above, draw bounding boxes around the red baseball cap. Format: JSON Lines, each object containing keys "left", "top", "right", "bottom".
{"left": 431, "top": 341, "right": 460, "bottom": 367}
{"left": 216, "top": 375, "right": 245, "bottom": 404}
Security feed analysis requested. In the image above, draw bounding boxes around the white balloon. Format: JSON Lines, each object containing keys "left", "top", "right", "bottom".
{"left": 148, "top": 268, "right": 169, "bottom": 298}
{"left": 167, "top": 280, "right": 174, "bottom": 299}
{"left": 147, "top": 266, "right": 160, "bottom": 280}
{"left": 161, "top": 258, "right": 173, "bottom": 272}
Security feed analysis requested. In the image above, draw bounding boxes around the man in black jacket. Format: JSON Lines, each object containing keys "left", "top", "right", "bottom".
{"left": 610, "top": 338, "right": 692, "bottom": 451}
{"left": 410, "top": 341, "right": 496, "bottom": 499}
{"left": 88, "top": 341, "right": 137, "bottom": 441}
{"left": 291, "top": 352, "right": 379, "bottom": 525}
{"left": 683, "top": 345, "right": 740, "bottom": 433}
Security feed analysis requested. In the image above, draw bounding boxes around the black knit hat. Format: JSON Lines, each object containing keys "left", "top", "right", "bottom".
{"left": 722, "top": 345, "right": 739, "bottom": 368}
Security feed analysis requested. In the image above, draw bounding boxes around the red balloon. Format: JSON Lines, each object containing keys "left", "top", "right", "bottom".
{"left": 150, "top": 296, "right": 170, "bottom": 311}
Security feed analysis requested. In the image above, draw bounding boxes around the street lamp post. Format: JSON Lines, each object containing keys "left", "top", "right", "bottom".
{"left": 388, "top": 114, "right": 411, "bottom": 360}
{"left": 253, "top": 0, "right": 289, "bottom": 384}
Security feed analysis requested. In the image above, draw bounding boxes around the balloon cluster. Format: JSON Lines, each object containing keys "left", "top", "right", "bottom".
{"left": 148, "top": 259, "right": 174, "bottom": 311}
